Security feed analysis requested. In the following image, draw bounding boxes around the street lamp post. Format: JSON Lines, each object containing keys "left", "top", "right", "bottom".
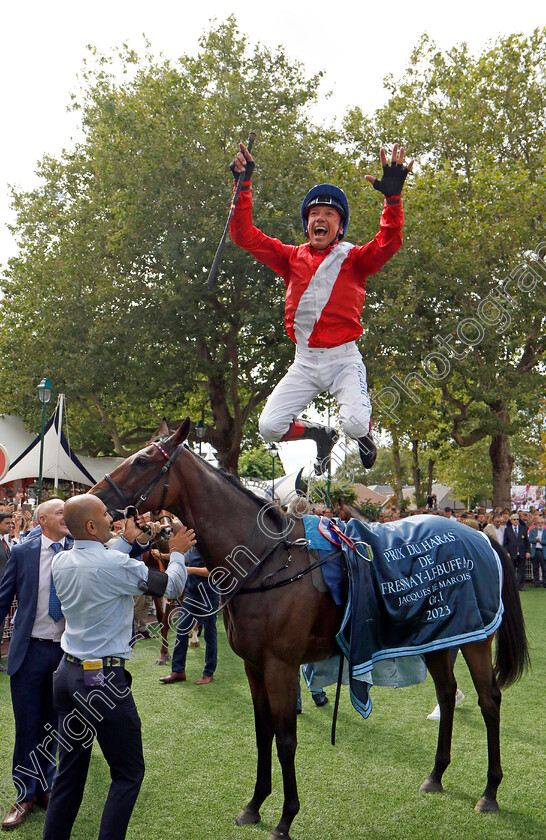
{"left": 269, "top": 443, "right": 279, "bottom": 502}
{"left": 37, "top": 378, "right": 53, "bottom": 504}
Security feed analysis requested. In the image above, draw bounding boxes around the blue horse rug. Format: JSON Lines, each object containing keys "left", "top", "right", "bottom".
{"left": 302, "top": 514, "right": 503, "bottom": 718}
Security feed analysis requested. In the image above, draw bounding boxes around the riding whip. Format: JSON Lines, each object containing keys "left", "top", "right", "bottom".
{"left": 207, "top": 131, "right": 257, "bottom": 287}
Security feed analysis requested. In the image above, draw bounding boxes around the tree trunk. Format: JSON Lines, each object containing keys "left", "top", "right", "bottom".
{"left": 427, "top": 458, "right": 435, "bottom": 497}
{"left": 489, "top": 431, "right": 513, "bottom": 510}
{"left": 208, "top": 375, "right": 241, "bottom": 476}
{"left": 411, "top": 439, "right": 422, "bottom": 505}
{"left": 391, "top": 435, "right": 404, "bottom": 504}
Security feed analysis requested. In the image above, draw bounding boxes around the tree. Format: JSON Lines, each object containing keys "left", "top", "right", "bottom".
{"left": 508, "top": 401, "right": 546, "bottom": 484}
{"left": 435, "top": 438, "right": 493, "bottom": 508}
{"left": 308, "top": 477, "right": 357, "bottom": 508}
{"left": 0, "top": 20, "right": 355, "bottom": 469}
{"left": 238, "top": 447, "right": 274, "bottom": 480}
{"left": 336, "top": 443, "right": 413, "bottom": 489}
{"left": 343, "top": 30, "right": 546, "bottom": 508}
{"left": 357, "top": 500, "right": 383, "bottom": 521}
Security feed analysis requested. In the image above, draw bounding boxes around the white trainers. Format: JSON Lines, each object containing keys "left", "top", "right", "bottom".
{"left": 427, "top": 689, "right": 465, "bottom": 721}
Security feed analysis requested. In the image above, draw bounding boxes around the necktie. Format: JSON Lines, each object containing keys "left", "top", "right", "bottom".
{"left": 48, "top": 542, "right": 64, "bottom": 622}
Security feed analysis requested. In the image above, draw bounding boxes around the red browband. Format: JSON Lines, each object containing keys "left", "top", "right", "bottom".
{"left": 151, "top": 441, "right": 170, "bottom": 460}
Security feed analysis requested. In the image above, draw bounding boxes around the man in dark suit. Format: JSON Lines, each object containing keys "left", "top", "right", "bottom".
{"left": 0, "top": 512, "right": 13, "bottom": 581}
{"left": 503, "top": 512, "right": 530, "bottom": 591}
{"left": 0, "top": 512, "right": 12, "bottom": 670}
{"left": 0, "top": 499, "right": 71, "bottom": 830}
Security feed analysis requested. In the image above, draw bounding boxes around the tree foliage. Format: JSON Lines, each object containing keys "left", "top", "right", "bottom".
{"left": 336, "top": 443, "right": 413, "bottom": 488}
{"left": 0, "top": 20, "right": 351, "bottom": 466}
{"left": 435, "top": 438, "right": 493, "bottom": 508}
{"left": 1, "top": 22, "right": 545, "bottom": 503}
{"left": 238, "top": 447, "right": 275, "bottom": 480}
{"left": 344, "top": 30, "right": 546, "bottom": 507}
{"left": 308, "top": 477, "right": 358, "bottom": 508}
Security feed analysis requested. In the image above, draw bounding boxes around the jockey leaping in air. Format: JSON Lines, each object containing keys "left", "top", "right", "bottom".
{"left": 229, "top": 142, "right": 413, "bottom": 474}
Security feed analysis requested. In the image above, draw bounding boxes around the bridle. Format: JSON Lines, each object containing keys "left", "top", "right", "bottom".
{"left": 104, "top": 441, "right": 185, "bottom": 519}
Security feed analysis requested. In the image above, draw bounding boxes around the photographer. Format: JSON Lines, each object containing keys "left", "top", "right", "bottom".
{"left": 42, "top": 494, "right": 196, "bottom": 840}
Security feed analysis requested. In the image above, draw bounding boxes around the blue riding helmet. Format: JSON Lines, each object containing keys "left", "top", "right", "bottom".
{"left": 301, "top": 184, "right": 350, "bottom": 240}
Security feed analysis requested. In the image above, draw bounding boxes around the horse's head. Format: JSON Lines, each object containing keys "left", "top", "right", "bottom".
{"left": 89, "top": 417, "right": 191, "bottom": 519}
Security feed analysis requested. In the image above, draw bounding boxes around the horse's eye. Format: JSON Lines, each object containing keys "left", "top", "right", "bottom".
{"left": 134, "top": 456, "right": 148, "bottom": 468}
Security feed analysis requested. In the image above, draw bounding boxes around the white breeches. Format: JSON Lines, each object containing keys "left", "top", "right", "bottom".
{"left": 259, "top": 341, "right": 372, "bottom": 441}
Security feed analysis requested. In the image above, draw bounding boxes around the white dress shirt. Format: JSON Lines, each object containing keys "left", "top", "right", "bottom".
{"left": 31, "top": 534, "right": 67, "bottom": 641}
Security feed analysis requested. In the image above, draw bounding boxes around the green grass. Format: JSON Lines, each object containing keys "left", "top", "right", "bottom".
{"left": 1, "top": 590, "right": 544, "bottom": 840}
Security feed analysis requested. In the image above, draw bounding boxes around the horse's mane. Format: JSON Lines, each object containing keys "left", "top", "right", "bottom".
{"left": 172, "top": 441, "right": 287, "bottom": 531}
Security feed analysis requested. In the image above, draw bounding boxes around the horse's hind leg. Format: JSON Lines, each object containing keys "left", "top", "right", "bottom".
{"left": 420, "top": 649, "right": 457, "bottom": 794}
{"left": 460, "top": 640, "right": 502, "bottom": 812}
{"left": 152, "top": 597, "right": 169, "bottom": 664}
{"left": 235, "top": 662, "right": 274, "bottom": 827}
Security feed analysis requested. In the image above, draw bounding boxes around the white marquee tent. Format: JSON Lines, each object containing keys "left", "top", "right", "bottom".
{"left": 0, "top": 405, "right": 122, "bottom": 488}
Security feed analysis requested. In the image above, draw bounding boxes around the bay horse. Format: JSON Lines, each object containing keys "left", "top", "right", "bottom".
{"left": 91, "top": 419, "right": 529, "bottom": 840}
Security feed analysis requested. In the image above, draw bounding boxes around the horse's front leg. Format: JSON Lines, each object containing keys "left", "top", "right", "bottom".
{"left": 235, "top": 661, "right": 275, "bottom": 827}
{"left": 154, "top": 598, "right": 172, "bottom": 664}
{"left": 263, "top": 659, "right": 300, "bottom": 840}
{"left": 420, "top": 650, "right": 457, "bottom": 794}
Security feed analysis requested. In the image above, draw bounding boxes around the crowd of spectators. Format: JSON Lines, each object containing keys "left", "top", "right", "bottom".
{"left": 356, "top": 503, "right": 544, "bottom": 587}
{"left": 283, "top": 498, "right": 545, "bottom": 588}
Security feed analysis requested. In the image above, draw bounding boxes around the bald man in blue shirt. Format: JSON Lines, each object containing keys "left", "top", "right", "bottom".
{"left": 42, "top": 495, "right": 195, "bottom": 840}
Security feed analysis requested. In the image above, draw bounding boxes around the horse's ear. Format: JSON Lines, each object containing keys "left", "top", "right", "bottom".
{"left": 171, "top": 416, "right": 191, "bottom": 445}
{"left": 157, "top": 418, "right": 170, "bottom": 438}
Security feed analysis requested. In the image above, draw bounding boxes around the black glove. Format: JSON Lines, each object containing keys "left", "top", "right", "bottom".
{"left": 229, "top": 158, "right": 255, "bottom": 182}
{"left": 372, "top": 161, "right": 409, "bottom": 197}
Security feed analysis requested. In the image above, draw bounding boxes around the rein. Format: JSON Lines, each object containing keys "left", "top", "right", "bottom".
{"left": 168, "top": 540, "right": 341, "bottom": 619}
{"left": 237, "top": 518, "right": 354, "bottom": 593}
{"left": 180, "top": 519, "right": 310, "bottom": 616}
{"left": 237, "top": 544, "right": 341, "bottom": 593}
{"left": 104, "top": 446, "right": 340, "bottom": 607}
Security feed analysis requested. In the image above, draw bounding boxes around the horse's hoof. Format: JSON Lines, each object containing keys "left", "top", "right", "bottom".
{"left": 235, "top": 807, "right": 260, "bottom": 826}
{"left": 268, "top": 832, "right": 291, "bottom": 840}
{"left": 419, "top": 777, "right": 443, "bottom": 793}
{"left": 474, "top": 796, "right": 499, "bottom": 813}
{"left": 156, "top": 660, "right": 166, "bottom": 666}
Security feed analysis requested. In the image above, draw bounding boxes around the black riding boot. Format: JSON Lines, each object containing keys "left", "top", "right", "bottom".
{"left": 304, "top": 422, "right": 339, "bottom": 475}
{"left": 281, "top": 420, "right": 339, "bottom": 475}
{"left": 358, "top": 433, "right": 377, "bottom": 469}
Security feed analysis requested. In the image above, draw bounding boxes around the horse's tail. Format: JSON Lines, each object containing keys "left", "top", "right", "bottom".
{"left": 493, "top": 542, "right": 530, "bottom": 688}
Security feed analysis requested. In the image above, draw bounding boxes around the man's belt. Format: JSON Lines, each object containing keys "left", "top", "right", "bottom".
{"left": 65, "top": 654, "right": 125, "bottom": 668}
{"left": 32, "top": 637, "right": 61, "bottom": 643}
